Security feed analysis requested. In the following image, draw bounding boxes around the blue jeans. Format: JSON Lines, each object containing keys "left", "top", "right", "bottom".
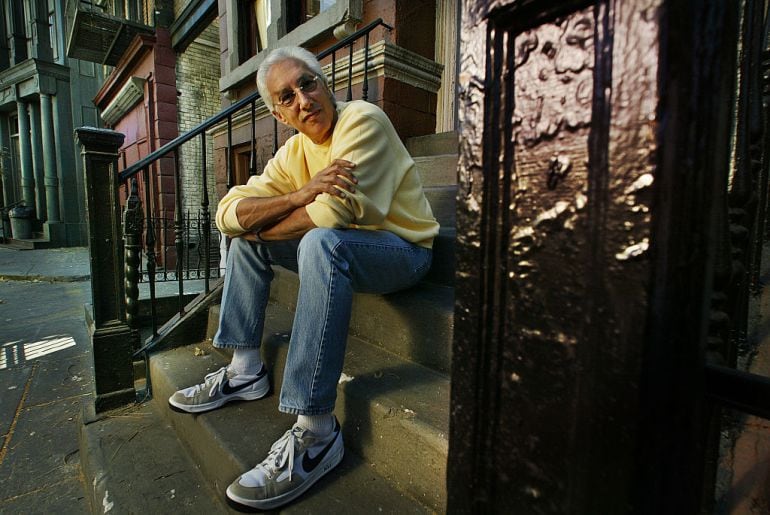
{"left": 214, "top": 228, "right": 432, "bottom": 415}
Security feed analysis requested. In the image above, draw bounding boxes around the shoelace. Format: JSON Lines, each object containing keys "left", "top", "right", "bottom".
{"left": 189, "top": 366, "right": 227, "bottom": 397}
{"left": 259, "top": 426, "right": 306, "bottom": 481}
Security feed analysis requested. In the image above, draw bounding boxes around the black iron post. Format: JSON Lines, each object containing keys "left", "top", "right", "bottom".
{"left": 76, "top": 127, "right": 135, "bottom": 413}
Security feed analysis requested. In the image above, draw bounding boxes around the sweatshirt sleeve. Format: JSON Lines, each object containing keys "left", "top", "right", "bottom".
{"left": 305, "top": 105, "right": 411, "bottom": 229}
{"left": 215, "top": 140, "right": 302, "bottom": 236}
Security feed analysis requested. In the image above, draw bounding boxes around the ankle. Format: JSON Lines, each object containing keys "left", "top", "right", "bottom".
{"left": 297, "top": 413, "right": 335, "bottom": 436}
{"left": 229, "top": 348, "right": 263, "bottom": 376}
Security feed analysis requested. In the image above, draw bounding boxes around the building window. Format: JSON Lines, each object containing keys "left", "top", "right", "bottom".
{"left": 286, "top": 1, "right": 337, "bottom": 32}
{"left": 238, "top": 0, "right": 269, "bottom": 64}
{"left": 112, "top": 0, "right": 146, "bottom": 24}
{"left": 225, "top": 0, "right": 360, "bottom": 89}
{"left": 48, "top": 0, "right": 57, "bottom": 60}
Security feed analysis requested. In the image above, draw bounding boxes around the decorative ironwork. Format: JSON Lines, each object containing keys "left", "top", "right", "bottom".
{"left": 123, "top": 177, "right": 143, "bottom": 335}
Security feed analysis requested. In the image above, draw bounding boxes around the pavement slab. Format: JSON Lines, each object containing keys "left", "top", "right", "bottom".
{"left": 0, "top": 276, "right": 93, "bottom": 513}
{"left": 0, "top": 396, "right": 85, "bottom": 498}
{"left": 0, "top": 365, "right": 33, "bottom": 437}
{"left": 0, "top": 476, "right": 88, "bottom": 513}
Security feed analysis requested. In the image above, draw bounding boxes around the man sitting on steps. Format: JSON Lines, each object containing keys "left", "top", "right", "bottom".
{"left": 168, "top": 46, "right": 439, "bottom": 510}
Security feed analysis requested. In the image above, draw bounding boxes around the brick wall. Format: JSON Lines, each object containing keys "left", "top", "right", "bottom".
{"left": 175, "top": 20, "right": 221, "bottom": 218}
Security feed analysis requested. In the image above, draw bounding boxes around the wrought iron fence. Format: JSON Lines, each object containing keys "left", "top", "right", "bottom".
{"left": 139, "top": 211, "right": 223, "bottom": 283}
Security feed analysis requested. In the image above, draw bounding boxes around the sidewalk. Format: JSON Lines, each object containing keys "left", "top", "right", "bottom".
{"left": 0, "top": 246, "right": 90, "bottom": 282}
{"left": 0, "top": 246, "right": 225, "bottom": 513}
{"left": 0, "top": 246, "right": 92, "bottom": 512}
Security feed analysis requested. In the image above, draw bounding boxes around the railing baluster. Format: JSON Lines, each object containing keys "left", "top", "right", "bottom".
{"left": 227, "top": 115, "right": 233, "bottom": 189}
{"left": 201, "top": 131, "right": 211, "bottom": 294}
{"left": 347, "top": 43, "right": 354, "bottom": 101}
{"left": 143, "top": 165, "right": 158, "bottom": 337}
{"left": 273, "top": 117, "right": 278, "bottom": 156}
{"left": 162, "top": 218, "right": 169, "bottom": 281}
{"left": 250, "top": 100, "right": 257, "bottom": 175}
{"left": 173, "top": 148, "right": 185, "bottom": 315}
{"left": 185, "top": 209, "right": 191, "bottom": 279}
{"left": 332, "top": 51, "right": 336, "bottom": 95}
{"left": 124, "top": 177, "right": 143, "bottom": 348}
{"left": 363, "top": 33, "right": 370, "bottom": 101}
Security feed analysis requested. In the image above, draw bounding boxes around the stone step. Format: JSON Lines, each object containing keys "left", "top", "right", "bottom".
{"left": 425, "top": 184, "right": 457, "bottom": 229}
{"left": 78, "top": 393, "right": 425, "bottom": 513}
{"left": 406, "top": 131, "right": 458, "bottom": 157}
{"left": 423, "top": 226, "right": 455, "bottom": 287}
{"left": 252, "top": 266, "right": 454, "bottom": 374}
{"left": 150, "top": 300, "right": 449, "bottom": 512}
{"left": 414, "top": 154, "right": 458, "bottom": 187}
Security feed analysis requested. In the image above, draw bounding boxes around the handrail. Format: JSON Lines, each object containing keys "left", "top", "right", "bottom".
{"left": 118, "top": 17, "right": 392, "bottom": 183}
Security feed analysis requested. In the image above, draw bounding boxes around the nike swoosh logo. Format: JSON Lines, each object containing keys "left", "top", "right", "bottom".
{"left": 302, "top": 420, "right": 341, "bottom": 473}
{"left": 221, "top": 366, "right": 267, "bottom": 395}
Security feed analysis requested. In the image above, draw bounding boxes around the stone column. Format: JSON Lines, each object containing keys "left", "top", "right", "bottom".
{"left": 435, "top": 0, "right": 459, "bottom": 133}
{"left": 0, "top": 115, "right": 11, "bottom": 208}
{"left": 76, "top": 127, "right": 135, "bottom": 413}
{"left": 40, "top": 94, "right": 60, "bottom": 222}
{"left": 28, "top": 102, "right": 46, "bottom": 221}
{"left": 16, "top": 99, "right": 34, "bottom": 210}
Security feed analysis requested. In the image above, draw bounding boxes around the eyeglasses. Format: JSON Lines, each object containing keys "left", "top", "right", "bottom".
{"left": 275, "top": 76, "right": 320, "bottom": 108}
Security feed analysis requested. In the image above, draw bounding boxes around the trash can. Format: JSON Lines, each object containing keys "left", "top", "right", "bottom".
{"left": 9, "top": 206, "right": 33, "bottom": 239}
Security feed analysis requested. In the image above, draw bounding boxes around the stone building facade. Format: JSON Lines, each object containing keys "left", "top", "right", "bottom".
{"left": 0, "top": 0, "right": 106, "bottom": 247}
{"left": 174, "top": 20, "right": 220, "bottom": 216}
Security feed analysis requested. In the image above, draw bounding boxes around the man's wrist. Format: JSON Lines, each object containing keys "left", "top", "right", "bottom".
{"left": 252, "top": 229, "right": 269, "bottom": 243}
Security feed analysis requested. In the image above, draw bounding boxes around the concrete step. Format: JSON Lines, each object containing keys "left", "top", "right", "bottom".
{"left": 406, "top": 131, "right": 458, "bottom": 157}
{"left": 260, "top": 266, "right": 454, "bottom": 374}
{"left": 415, "top": 154, "right": 458, "bottom": 187}
{"left": 78, "top": 392, "right": 424, "bottom": 513}
{"left": 423, "top": 227, "right": 455, "bottom": 287}
{"left": 150, "top": 301, "right": 449, "bottom": 512}
{"left": 425, "top": 184, "right": 457, "bottom": 229}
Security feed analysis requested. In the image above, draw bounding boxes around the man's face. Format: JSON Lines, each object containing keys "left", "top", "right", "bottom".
{"left": 267, "top": 59, "right": 336, "bottom": 144}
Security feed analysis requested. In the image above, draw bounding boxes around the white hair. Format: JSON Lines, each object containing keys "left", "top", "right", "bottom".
{"left": 256, "top": 46, "right": 330, "bottom": 112}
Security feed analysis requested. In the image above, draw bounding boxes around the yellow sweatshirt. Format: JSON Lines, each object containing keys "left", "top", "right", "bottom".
{"left": 216, "top": 101, "right": 439, "bottom": 248}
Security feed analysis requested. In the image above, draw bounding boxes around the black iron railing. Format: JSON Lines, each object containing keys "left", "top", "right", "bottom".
{"left": 137, "top": 211, "right": 224, "bottom": 283}
{"left": 79, "top": 18, "right": 393, "bottom": 405}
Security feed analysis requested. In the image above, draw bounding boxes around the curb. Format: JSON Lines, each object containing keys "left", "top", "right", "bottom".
{"left": 0, "top": 274, "right": 90, "bottom": 283}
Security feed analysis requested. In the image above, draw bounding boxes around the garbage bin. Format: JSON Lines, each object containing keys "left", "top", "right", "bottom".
{"left": 9, "top": 206, "right": 33, "bottom": 239}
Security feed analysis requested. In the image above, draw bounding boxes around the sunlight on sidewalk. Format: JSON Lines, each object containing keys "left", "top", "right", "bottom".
{"left": 0, "top": 335, "right": 77, "bottom": 369}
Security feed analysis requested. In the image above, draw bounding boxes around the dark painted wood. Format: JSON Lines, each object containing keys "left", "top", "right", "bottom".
{"left": 449, "top": 0, "right": 770, "bottom": 513}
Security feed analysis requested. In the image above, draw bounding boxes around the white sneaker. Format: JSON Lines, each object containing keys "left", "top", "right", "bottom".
{"left": 226, "top": 418, "right": 344, "bottom": 510}
{"left": 168, "top": 365, "right": 269, "bottom": 413}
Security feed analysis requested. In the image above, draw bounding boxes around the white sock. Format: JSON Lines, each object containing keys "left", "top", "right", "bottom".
{"left": 297, "top": 413, "right": 335, "bottom": 436}
{"left": 229, "top": 348, "right": 263, "bottom": 376}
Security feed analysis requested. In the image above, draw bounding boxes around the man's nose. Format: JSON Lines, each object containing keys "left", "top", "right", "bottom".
{"left": 297, "top": 89, "right": 313, "bottom": 109}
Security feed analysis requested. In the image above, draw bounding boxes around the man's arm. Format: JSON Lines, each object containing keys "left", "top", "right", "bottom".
{"left": 234, "top": 158, "right": 357, "bottom": 238}
{"left": 241, "top": 206, "right": 315, "bottom": 241}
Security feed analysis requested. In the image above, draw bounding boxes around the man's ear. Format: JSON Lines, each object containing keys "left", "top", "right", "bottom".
{"left": 272, "top": 110, "right": 287, "bottom": 125}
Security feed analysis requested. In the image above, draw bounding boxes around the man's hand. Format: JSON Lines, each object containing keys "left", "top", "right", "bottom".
{"left": 290, "top": 159, "right": 357, "bottom": 206}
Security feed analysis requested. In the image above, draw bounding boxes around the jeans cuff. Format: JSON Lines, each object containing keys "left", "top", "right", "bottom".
{"left": 212, "top": 341, "right": 261, "bottom": 349}
{"left": 278, "top": 404, "right": 335, "bottom": 416}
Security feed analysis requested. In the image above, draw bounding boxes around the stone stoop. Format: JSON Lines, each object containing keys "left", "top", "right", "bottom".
{"left": 411, "top": 132, "right": 458, "bottom": 289}
{"left": 79, "top": 130, "right": 457, "bottom": 513}
{"left": 148, "top": 294, "right": 450, "bottom": 512}
{"left": 77, "top": 391, "right": 425, "bottom": 514}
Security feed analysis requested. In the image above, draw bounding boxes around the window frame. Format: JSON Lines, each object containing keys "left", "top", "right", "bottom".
{"left": 222, "top": 0, "right": 362, "bottom": 92}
